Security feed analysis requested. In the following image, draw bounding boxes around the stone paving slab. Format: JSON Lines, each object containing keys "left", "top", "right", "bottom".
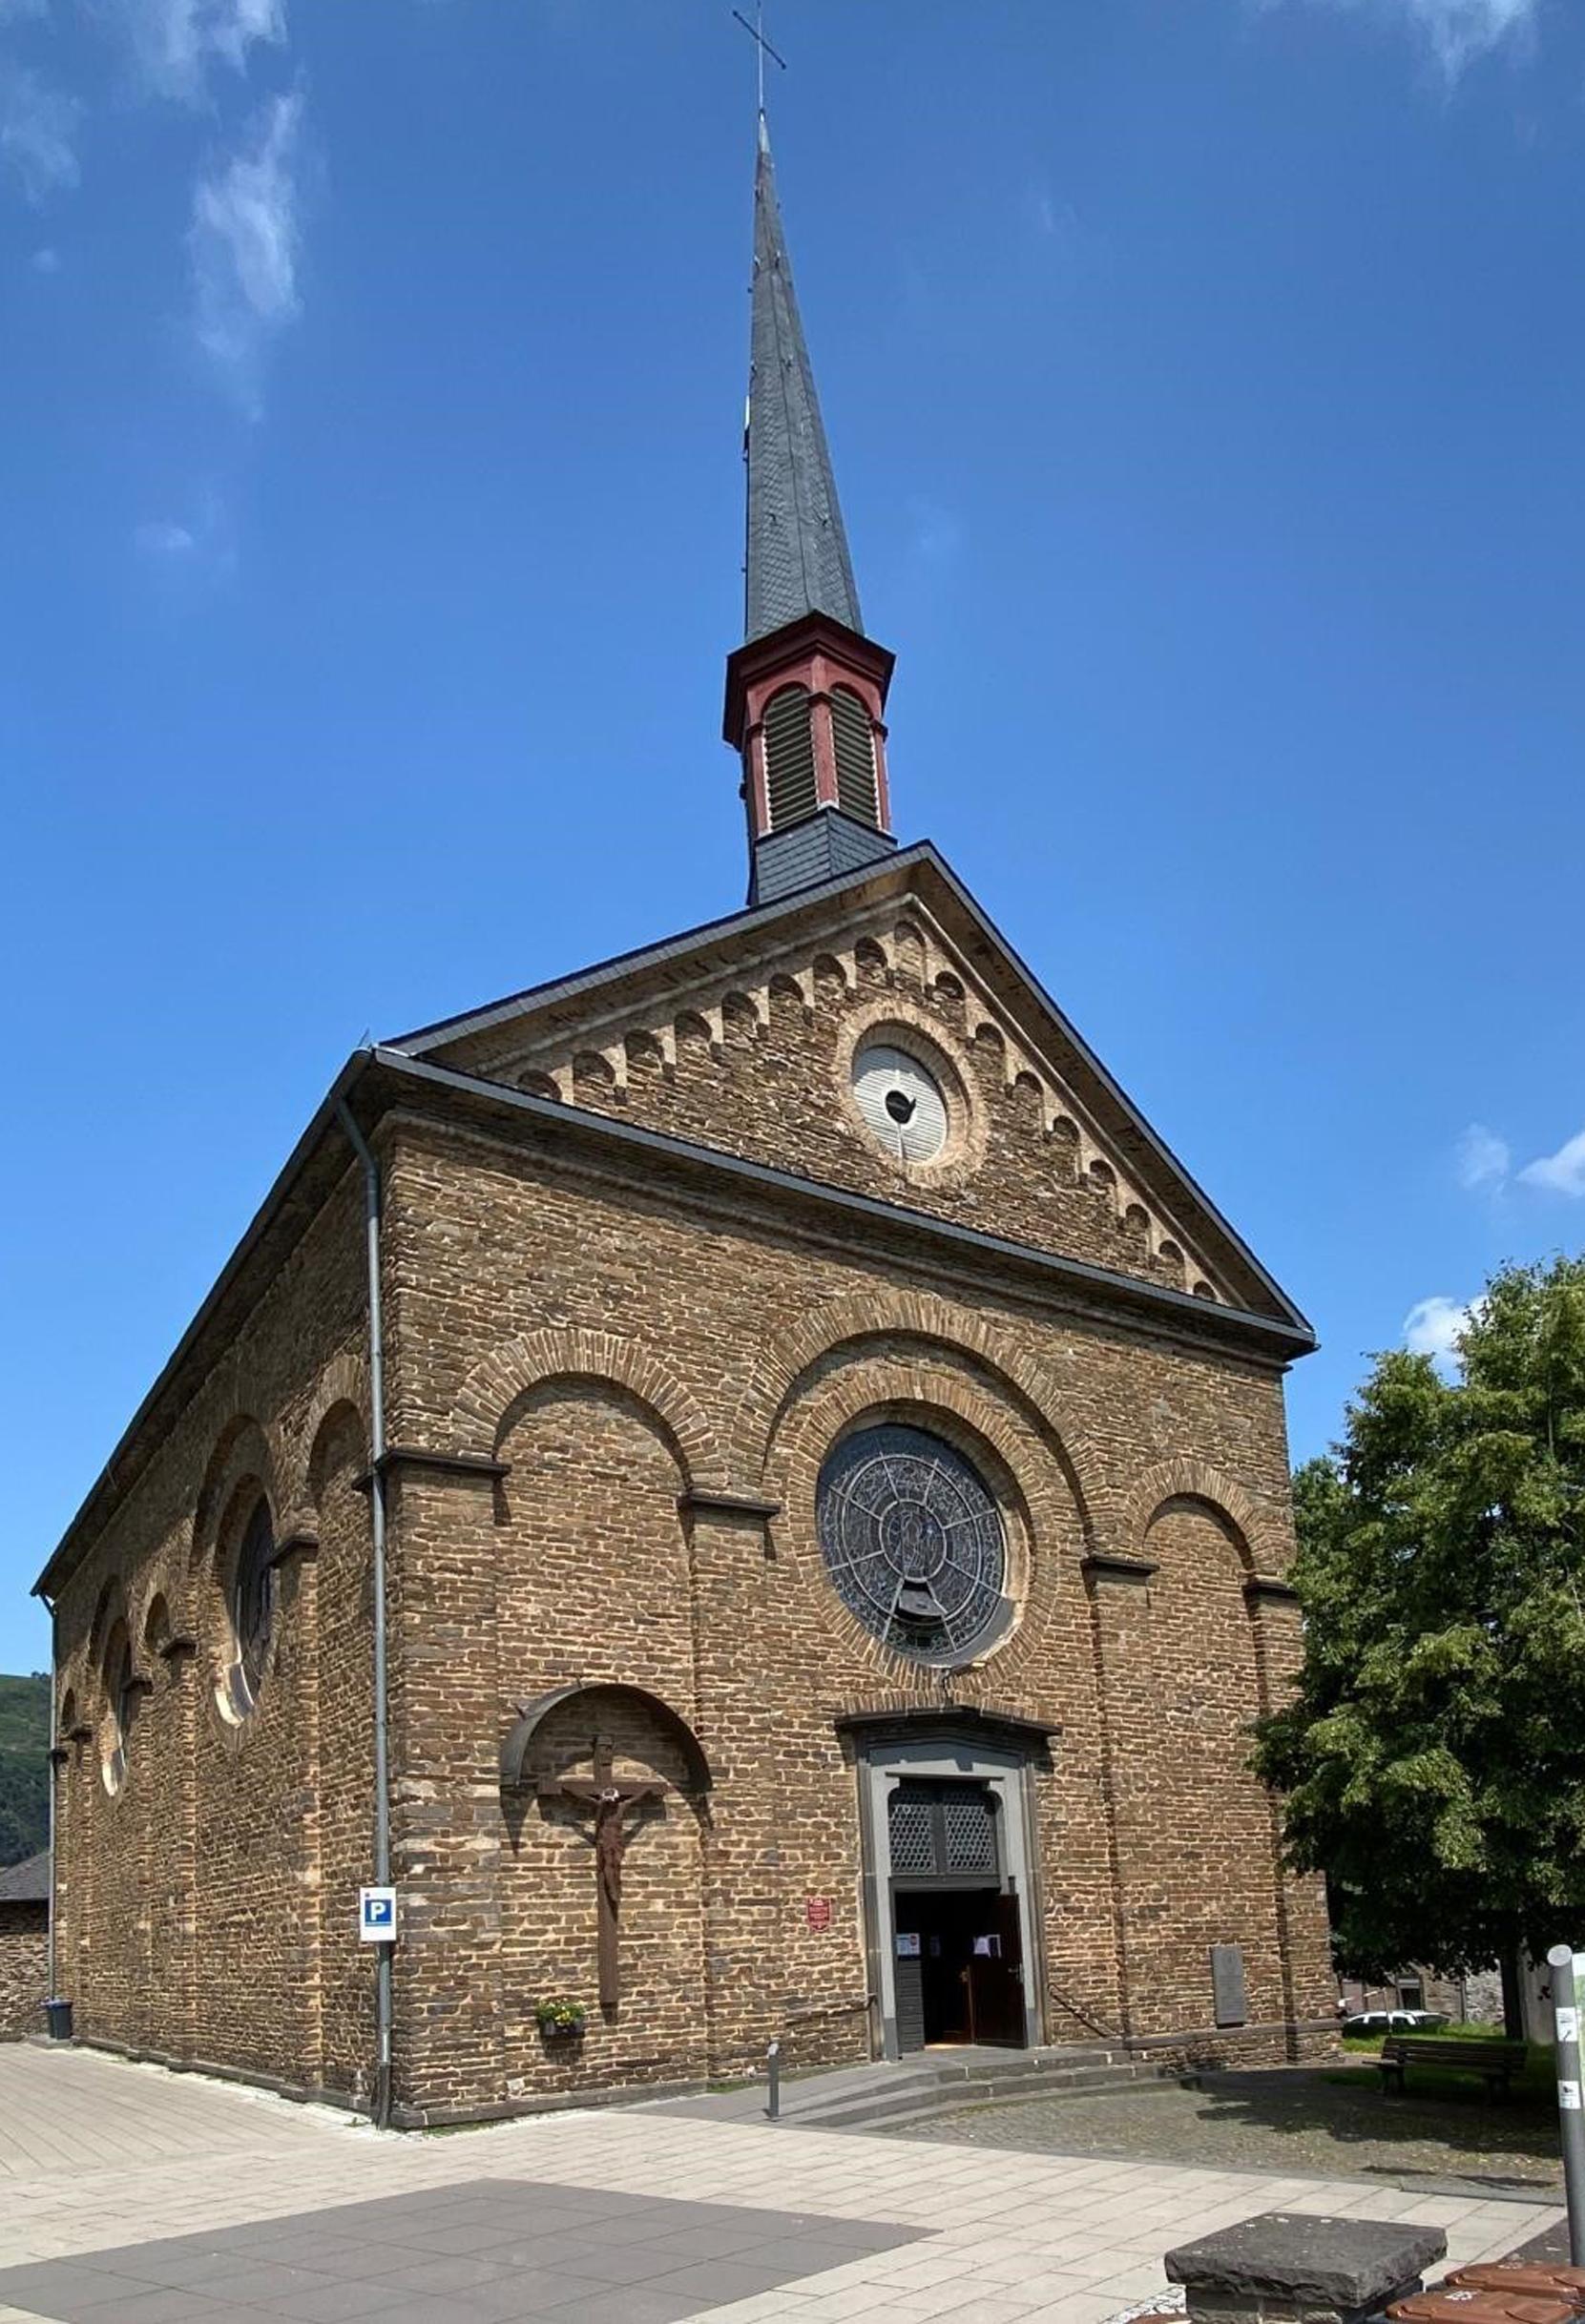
{"left": 0, "top": 2047, "right": 1564, "bottom": 2324}
{"left": 0, "top": 2178, "right": 925, "bottom": 2323}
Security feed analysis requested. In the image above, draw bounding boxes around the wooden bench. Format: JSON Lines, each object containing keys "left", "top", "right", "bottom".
{"left": 1377, "top": 2035, "right": 1527, "bottom": 2099}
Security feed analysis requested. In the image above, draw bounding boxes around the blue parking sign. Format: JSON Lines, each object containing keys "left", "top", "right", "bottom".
{"left": 359, "top": 1886, "right": 396, "bottom": 1942}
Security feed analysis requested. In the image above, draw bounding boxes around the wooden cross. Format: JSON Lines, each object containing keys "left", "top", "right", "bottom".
{"left": 538, "top": 1735, "right": 669, "bottom": 2013}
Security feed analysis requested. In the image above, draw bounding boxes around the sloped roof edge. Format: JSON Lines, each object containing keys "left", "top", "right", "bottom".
{"left": 390, "top": 840, "right": 1310, "bottom": 1338}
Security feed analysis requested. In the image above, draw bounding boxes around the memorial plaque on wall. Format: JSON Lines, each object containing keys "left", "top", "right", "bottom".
{"left": 805, "top": 1896, "right": 832, "bottom": 1932}
{"left": 1211, "top": 1942, "right": 1247, "bottom": 2027}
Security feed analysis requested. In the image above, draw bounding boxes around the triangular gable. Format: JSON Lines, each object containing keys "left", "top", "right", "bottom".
{"left": 391, "top": 841, "right": 1310, "bottom": 1338}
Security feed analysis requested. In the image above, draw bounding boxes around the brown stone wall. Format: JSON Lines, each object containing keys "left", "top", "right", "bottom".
{"left": 452, "top": 928, "right": 1239, "bottom": 1306}
{"left": 0, "top": 1904, "right": 47, "bottom": 2038}
{"left": 1113, "top": 1503, "right": 1284, "bottom": 2041}
{"left": 380, "top": 1111, "right": 1332, "bottom": 2113}
{"left": 48, "top": 1166, "right": 375, "bottom": 2099}
{"left": 44, "top": 1005, "right": 1327, "bottom": 2117}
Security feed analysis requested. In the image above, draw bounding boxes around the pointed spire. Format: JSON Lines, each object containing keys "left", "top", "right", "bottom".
{"left": 745, "top": 116, "right": 863, "bottom": 643}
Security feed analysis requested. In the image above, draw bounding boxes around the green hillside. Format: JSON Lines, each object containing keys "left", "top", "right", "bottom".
{"left": 0, "top": 1673, "right": 50, "bottom": 1867}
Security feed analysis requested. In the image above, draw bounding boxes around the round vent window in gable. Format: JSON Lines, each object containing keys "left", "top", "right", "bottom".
{"left": 851, "top": 1044, "right": 949, "bottom": 1163}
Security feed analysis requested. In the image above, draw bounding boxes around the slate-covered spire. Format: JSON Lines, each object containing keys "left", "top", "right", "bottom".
{"left": 745, "top": 114, "right": 863, "bottom": 644}
{"left": 724, "top": 113, "right": 896, "bottom": 908}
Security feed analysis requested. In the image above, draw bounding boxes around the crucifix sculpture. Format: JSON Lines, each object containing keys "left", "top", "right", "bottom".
{"left": 538, "top": 1735, "right": 669, "bottom": 2013}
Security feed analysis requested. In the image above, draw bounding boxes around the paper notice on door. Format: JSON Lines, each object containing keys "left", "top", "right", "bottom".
{"left": 895, "top": 1931, "right": 921, "bottom": 1958}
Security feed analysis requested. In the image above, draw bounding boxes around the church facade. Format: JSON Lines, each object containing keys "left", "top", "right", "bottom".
{"left": 36, "top": 122, "right": 1335, "bottom": 2127}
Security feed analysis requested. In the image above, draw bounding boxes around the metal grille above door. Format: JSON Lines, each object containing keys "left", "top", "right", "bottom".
{"left": 887, "top": 1781, "right": 1001, "bottom": 1885}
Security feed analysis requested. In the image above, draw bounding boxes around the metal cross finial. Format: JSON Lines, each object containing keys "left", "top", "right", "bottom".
{"left": 732, "top": 3, "right": 785, "bottom": 123}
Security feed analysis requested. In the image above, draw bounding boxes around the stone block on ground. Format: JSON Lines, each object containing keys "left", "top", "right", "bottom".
{"left": 1166, "top": 2210, "right": 1449, "bottom": 2324}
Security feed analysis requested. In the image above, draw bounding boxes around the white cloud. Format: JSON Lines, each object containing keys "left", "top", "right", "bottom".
{"left": 1404, "top": 1293, "right": 1478, "bottom": 1371}
{"left": 30, "top": 241, "right": 59, "bottom": 271}
{"left": 1519, "top": 1127, "right": 1585, "bottom": 1198}
{"left": 135, "top": 518, "right": 197, "bottom": 553}
{"left": 1281, "top": 0, "right": 1538, "bottom": 76}
{"left": 188, "top": 89, "right": 302, "bottom": 413}
{"left": 0, "top": 61, "right": 79, "bottom": 203}
{"left": 124, "top": 0, "right": 285, "bottom": 103}
{"left": 1456, "top": 1122, "right": 1510, "bottom": 1192}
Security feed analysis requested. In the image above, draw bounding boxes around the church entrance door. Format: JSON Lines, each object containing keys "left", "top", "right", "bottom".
{"left": 893, "top": 1886, "right": 1025, "bottom": 2047}
{"left": 853, "top": 1727, "right": 1046, "bottom": 2061}
{"left": 886, "top": 1779, "right": 1027, "bottom": 2054}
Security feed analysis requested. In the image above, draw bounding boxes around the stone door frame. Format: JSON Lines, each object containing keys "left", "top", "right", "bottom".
{"left": 855, "top": 1732, "right": 1045, "bottom": 2060}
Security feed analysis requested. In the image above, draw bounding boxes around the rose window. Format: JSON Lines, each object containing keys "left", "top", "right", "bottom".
{"left": 816, "top": 1423, "right": 1008, "bottom": 1664}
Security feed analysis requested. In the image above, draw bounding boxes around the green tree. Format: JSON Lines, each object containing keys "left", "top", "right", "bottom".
{"left": 1254, "top": 1255, "right": 1585, "bottom": 1982}
{"left": 0, "top": 1672, "right": 50, "bottom": 1868}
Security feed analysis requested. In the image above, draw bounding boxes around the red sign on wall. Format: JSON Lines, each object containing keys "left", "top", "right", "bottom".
{"left": 805, "top": 1896, "right": 832, "bottom": 1932}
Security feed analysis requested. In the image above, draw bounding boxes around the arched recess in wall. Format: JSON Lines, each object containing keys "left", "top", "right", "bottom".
{"left": 191, "top": 1414, "right": 284, "bottom": 1730}
{"left": 305, "top": 1392, "right": 372, "bottom": 2096}
{"left": 1122, "top": 1458, "right": 1273, "bottom": 1577}
{"left": 737, "top": 1287, "right": 1101, "bottom": 1546}
{"left": 142, "top": 1592, "right": 172, "bottom": 1661}
{"left": 487, "top": 1371, "right": 706, "bottom": 1965}
{"left": 292, "top": 1355, "right": 368, "bottom": 1525}
{"left": 454, "top": 1327, "right": 729, "bottom": 1492}
{"left": 1138, "top": 1486, "right": 1289, "bottom": 2030}
{"left": 190, "top": 1414, "right": 282, "bottom": 1579}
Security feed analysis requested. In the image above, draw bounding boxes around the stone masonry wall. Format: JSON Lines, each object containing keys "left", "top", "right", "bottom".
{"left": 44, "top": 981, "right": 1328, "bottom": 2115}
{"left": 446, "top": 915, "right": 1252, "bottom": 1309}
{"left": 49, "top": 1164, "right": 376, "bottom": 2101}
{"left": 381, "top": 1110, "right": 1333, "bottom": 2118}
{"left": 0, "top": 1904, "right": 47, "bottom": 2039}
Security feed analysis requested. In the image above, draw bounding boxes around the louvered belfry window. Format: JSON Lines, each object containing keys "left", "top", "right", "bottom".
{"left": 761, "top": 684, "right": 818, "bottom": 829}
{"left": 829, "top": 685, "right": 879, "bottom": 825}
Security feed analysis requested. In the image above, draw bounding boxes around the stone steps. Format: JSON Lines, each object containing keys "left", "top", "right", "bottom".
{"left": 782, "top": 2048, "right": 1179, "bottom": 2132}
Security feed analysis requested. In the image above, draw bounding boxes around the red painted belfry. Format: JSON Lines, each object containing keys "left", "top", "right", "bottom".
{"left": 725, "top": 113, "right": 896, "bottom": 905}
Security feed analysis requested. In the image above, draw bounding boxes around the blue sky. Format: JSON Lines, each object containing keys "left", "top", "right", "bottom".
{"left": 3, "top": 0, "right": 1583, "bottom": 1672}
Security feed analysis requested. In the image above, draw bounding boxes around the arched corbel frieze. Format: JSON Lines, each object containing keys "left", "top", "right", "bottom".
{"left": 454, "top": 1326, "right": 731, "bottom": 1495}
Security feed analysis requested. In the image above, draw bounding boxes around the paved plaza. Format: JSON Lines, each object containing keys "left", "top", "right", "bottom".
{"left": 0, "top": 2045, "right": 1563, "bottom": 2324}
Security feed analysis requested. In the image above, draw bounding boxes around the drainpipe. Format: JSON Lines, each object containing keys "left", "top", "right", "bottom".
{"left": 44, "top": 1590, "right": 57, "bottom": 2005}
{"left": 337, "top": 1102, "right": 393, "bottom": 2130}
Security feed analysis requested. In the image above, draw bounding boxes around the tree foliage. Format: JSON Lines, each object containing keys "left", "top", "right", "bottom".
{"left": 0, "top": 1672, "right": 50, "bottom": 1868}
{"left": 1253, "top": 1255, "right": 1585, "bottom": 1979}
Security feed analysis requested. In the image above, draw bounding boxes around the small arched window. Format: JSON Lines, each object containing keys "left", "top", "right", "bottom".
{"left": 102, "top": 1622, "right": 136, "bottom": 1795}
{"left": 829, "top": 686, "right": 879, "bottom": 826}
{"left": 232, "top": 1495, "right": 277, "bottom": 1710}
{"left": 761, "top": 684, "right": 817, "bottom": 829}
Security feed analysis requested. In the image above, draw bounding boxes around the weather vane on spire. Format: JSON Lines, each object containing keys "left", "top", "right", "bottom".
{"left": 732, "top": 3, "right": 786, "bottom": 121}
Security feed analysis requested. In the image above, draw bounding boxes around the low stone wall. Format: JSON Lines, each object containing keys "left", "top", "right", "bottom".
{"left": 0, "top": 1902, "right": 48, "bottom": 2039}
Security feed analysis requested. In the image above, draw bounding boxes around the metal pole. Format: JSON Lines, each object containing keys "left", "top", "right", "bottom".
{"left": 1547, "top": 1944, "right": 1585, "bottom": 2263}
{"left": 338, "top": 1103, "right": 393, "bottom": 2131}
{"left": 44, "top": 1593, "right": 57, "bottom": 2005}
{"left": 765, "top": 2038, "right": 782, "bottom": 2121}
